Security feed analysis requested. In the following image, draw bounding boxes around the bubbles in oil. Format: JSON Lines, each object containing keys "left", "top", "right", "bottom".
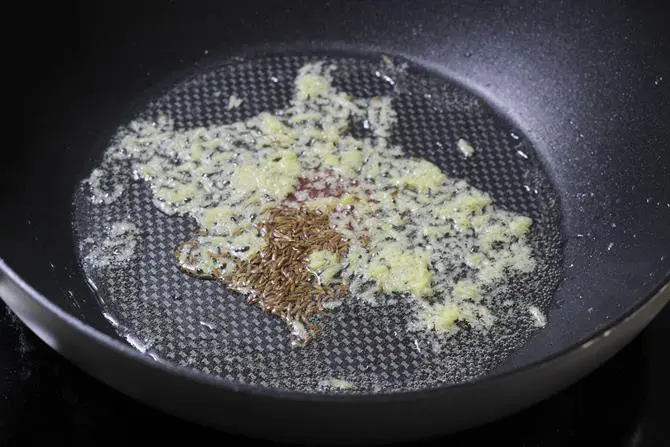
{"left": 72, "top": 54, "right": 564, "bottom": 394}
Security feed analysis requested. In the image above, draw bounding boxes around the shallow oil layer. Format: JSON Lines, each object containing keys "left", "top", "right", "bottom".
{"left": 73, "top": 53, "right": 564, "bottom": 394}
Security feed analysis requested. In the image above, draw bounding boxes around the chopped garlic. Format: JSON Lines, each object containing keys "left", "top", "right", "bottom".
{"left": 89, "top": 60, "right": 540, "bottom": 344}
{"left": 318, "top": 378, "right": 355, "bottom": 390}
{"left": 452, "top": 280, "right": 481, "bottom": 301}
{"left": 308, "top": 250, "right": 343, "bottom": 286}
{"left": 367, "top": 246, "right": 432, "bottom": 298}
{"left": 457, "top": 138, "right": 475, "bottom": 157}
{"left": 394, "top": 159, "right": 446, "bottom": 193}
{"left": 422, "top": 303, "right": 462, "bottom": 332}
{"left": 227, "top": 94, "right": 243, "bottom": 110}
{"left": 528, "top": 305, "right": 547, "bottom": 327}
{"left": 509, "top": 216, "right": 533, "bottom": 237}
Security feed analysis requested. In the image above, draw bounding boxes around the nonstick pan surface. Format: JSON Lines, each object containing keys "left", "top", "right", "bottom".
{"left": 71, "top": 52, "right": 564, "bottom": 393}
{"left": 2, "top": 0, "right": 669, "bottom": 443}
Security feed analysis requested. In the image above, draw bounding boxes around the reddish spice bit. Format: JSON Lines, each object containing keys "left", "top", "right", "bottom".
{"left": 293, "top": 175, "right": 344, "bottom": 201}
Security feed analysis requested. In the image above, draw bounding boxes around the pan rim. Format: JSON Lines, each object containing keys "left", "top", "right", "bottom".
{"left": 1, "top": 257, "right": 669, "bottom": 403}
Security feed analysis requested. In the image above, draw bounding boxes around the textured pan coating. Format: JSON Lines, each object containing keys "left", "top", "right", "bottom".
{"left": 73, "top": 54, "right": 563, "bottom": 393}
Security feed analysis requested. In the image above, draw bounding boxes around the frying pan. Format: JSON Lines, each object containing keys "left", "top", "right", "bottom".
{"left": 2, "top": 0, "right": 670, "bottom": 443}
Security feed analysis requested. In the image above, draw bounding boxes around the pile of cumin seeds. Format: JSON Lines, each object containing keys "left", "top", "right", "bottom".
{"left": 225, "top": 206, "right": 349, "bottom": 341}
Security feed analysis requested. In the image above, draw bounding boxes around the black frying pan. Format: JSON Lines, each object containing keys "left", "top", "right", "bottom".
{"left": 2, "top": 0, "right": 669, "bottom": 444}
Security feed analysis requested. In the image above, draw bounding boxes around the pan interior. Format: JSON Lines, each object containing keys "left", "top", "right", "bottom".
{"left": 72, "top": 53, "right": 563, "bottom": 393}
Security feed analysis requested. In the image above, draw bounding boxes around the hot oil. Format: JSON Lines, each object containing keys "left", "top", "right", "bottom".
{"left": 72, "top": 54, "right": 564, "bottom": 393}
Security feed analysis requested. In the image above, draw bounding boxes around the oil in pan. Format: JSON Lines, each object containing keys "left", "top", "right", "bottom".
{"left": 73, "top": 53, "right": 564, "bottom": 394}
